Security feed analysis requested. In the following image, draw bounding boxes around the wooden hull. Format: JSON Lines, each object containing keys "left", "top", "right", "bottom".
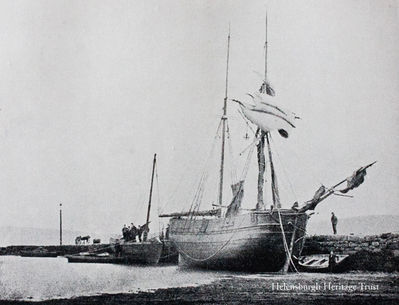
{"left": 119, "top": 240, "right": 163, "bottom": 265}
{"left": 169, "top": 210, "right": 308, "bottom": 272}
{"left": 159, "top": 240, "right": 179, "bottom": 264}
{"left": 66, "top": 254, "right": 126, "bottom": 264}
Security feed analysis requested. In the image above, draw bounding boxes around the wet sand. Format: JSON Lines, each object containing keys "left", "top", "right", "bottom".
{"left": 3, "top": 272, "right": 398, "bottom": 305}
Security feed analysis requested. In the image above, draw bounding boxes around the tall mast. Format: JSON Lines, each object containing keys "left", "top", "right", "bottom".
{"left": 217, "top": 27, "right": 231, "bottom": 212}
{"left": 266, "top": 133, "right": 281, "bottom": 208}
{"left": 145, "top": 154, "right": 157, "bottom": 231}
{"left": 256, "top": 13, "right": 269, "bottom": 210}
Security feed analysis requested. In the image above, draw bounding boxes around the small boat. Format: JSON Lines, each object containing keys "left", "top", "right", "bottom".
{"left": 110, "top": 154, "right": 163, "bottom": 265}
{"left": 20, "top": 247, "right": 58, "bottom": 258}
{"left": 297, "top": 254, "right": 350, "bottom": 273}
{"left": 65, "top": 252, "right": 127, "bottom": 264}
{"left": 117, "top": 238, "right": 163, "bottom": 264}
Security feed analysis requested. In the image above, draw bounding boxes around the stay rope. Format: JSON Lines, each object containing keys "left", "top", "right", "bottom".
{"left": 269, "top": 135, "right": 298, "bottom": 202}
{"left": 183, "top": 120, "right": 222, "bottom": 229}
{"left": 226, "top": 121, "right": 237, "bottom": 184}
{"left": 172, "top": 216, "right": 247, "bottom": 262}
{"left": 176, "top": 134, "right": 257, "bottom": 262}
{"left": 276, "top": 207, "right": 299, "bottom": 273}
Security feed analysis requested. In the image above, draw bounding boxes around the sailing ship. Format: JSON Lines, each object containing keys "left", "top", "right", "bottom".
{"left": 160, "top": 19, "right": 375, "bottom": 272}
{"left": 117, "top": 153, "right": 163, "bottom": 264}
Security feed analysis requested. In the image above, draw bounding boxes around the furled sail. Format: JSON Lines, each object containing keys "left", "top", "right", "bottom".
{"left": 232, "top": 92, "right": 298, "bottom": 138}
{"left": 339, "top": 162, "right": 376, "bottom": 193}
{"left": 225, "top": 180, "right": 244, "bottom": 218}
{"left": 159, "top": 209, "right": 220, "bottom": 218}
{"left": 259, "top": 80, "right": 275, "bottom": 96}
{"left": 298, "top": 185, "right": 326, "bottom": 212}
{"left": 298, "top": 162, "right": 377, "bottom": 213}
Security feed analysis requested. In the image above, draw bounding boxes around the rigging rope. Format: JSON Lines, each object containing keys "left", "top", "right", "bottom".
{"left": 172, "top": 216, "right": 247, "bottom": 262}
{"left": 240, "top": 135, "right": 258, "bottom": 181}
{"left": 183, "top": 120, "right": 222, "bottom": 229}
{"left": 276, "top": 207, "right": 299, "bottom": 273}
{"left": 269, "top": 135, "right": 298, "bottom": 202}
{"left": 226, "top": 120, "right": 238, "bottom": 185}
{"left": 155, "top": 163, "right": 162, "bottom": 234}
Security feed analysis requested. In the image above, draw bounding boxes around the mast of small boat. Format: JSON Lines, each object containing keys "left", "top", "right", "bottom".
{"left": 217, "top": 27, "right": 231, "bottom": 216}
{"left": 144, "top": 153, "right": 157, "bottom": 241}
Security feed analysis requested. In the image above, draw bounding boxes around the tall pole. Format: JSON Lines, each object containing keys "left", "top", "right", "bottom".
{"left": 266, "top": 133, "right": 281, "bottom": 208}
{"left": 256, "top": 13, "right": 269, "bottom": 210}
{"left": 59, "top": 203, "right": 62, "bottom": 246}
{"left": 265, "top": 10, "right": 268, "bottom": 82}
{"left": 217, "top": 27, "right": 231, "bottom": 214}
{"left": 145, "top": 153, "right": 157, "bottom": 239}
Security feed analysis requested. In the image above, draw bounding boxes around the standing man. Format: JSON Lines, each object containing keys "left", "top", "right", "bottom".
{"left": 137, "top": 225, "right": 142, "bottom": 242}
{"left": 331, "top": 212, "right": 338, "bottom": 235}
{"left": 130, "top": 223, "right": 137, "bottom": 242}
{"left": 122, "top": 224, "right": 128, "bottom": 240}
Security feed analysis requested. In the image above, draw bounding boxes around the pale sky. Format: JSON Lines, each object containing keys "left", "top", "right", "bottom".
{"left": 0, "top": 0, "right": 398, "bottom": 237}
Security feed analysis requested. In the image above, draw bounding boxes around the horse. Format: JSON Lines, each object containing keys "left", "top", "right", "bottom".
{"left": 80, "top": 235, "right": 90, "bottom": 244}
{"left": 75, "top": 235, "right": 91, "bottom": 245}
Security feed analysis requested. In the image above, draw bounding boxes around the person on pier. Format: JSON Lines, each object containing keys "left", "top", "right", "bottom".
{"left": 122, "top": 224, "right": 128, "bottom": 241}
{"left": 130, "top": 223, "right": 137, "bottom": 242}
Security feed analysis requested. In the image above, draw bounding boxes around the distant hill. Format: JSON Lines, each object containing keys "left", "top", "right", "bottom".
{"left": 307, "top": 214, "right": 399, "bottom": 236}
{"left": 2, "top": 215, "right": 398, "bottom": 246}
{"left": 0, "top": 226, "right": 110, "bottom": 246}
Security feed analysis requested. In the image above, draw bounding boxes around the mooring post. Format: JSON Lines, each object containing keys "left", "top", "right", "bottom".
{"left": 59, "top": 203, "right": 63, "bottom": 246}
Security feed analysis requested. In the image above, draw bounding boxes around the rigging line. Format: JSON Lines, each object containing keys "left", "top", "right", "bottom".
{"left": 171, "top": 216, "right": 247, "bottom": 262}
{"left": 226, "top": 120, "right": 237, "bottom": 184}
{"left": 238, "top": 129, "right": 260, "bottom": 157}
{"left": 236, "top": 108, "right": 256, "bottom": 135}
{"left": 155, "top": 163, "right": 162, "bottom": 233}
{"left": 269, "top": 135, "right": 298, "bottom": 201}
{"left": 276, "top": 207, "right": 299, "bottom": 273}
{"left": 240, "top": 136, "right": 257, "bottom": 181}
{"left": 191, "top": 120, "right": 223, "bottom": 209}
{"left": 184, "top": 120, "right": 223, "bottom": 228}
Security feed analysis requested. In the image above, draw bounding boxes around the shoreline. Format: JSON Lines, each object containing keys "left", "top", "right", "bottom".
{"left": 2, "top": 272, "right": 398, "bottom": 305}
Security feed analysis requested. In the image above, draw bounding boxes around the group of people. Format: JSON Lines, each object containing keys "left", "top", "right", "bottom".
{"left": 122, "top": 223, "right": 147, "bottom": 242}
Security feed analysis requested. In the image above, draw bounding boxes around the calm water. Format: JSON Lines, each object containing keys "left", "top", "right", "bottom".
{"left": 0, "top": 256, "right": 397, "bottom": 301}
{"left": 0, "top": 256, "right": 230, "bottom": 301}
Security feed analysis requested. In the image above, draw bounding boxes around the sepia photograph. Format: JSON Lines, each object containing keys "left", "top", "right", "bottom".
{"left": 0, "top": 0, "right": 398, "bottom": 304}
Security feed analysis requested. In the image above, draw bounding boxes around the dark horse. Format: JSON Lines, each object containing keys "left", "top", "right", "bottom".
{"left": 75, "top": 235, "right": 91, "bottom": 245}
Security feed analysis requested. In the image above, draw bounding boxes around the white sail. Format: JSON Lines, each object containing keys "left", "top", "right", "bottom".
{"left": 232, "top": 92, "right": 298, "bottom": 138}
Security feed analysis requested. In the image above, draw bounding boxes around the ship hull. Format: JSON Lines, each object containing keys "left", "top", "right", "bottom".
{"left": 118, "top": 239, "right": 163, "bottom": 264}
{"left": 169, "top": 210, "right": 308, "bottom": 272}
